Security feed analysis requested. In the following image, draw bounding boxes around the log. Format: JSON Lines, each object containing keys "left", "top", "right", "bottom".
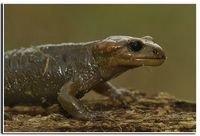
{"left": 4, "top": 90, "right": 196, "bottom": 132}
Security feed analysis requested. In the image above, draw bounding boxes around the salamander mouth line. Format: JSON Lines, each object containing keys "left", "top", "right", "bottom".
{"left": 133, "top": 57, "right": 166, "bottom": 66}
{"left": 135, "top": 55, "right": 167, "bottom": 61}
{"left": 135, "top": 58, "right": 165, "bottom": 60}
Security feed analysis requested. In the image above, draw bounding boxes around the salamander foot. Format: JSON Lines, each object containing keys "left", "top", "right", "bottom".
{"left": 74, "top": 109, "right": 109, "bottom": 121}
{"left": 109, "top": 88, "right": 137, "bottom": 106}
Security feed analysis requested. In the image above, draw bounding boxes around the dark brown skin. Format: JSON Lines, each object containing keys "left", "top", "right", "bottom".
{"left": 4, "top": 36, "right": 166, "bottom": 121}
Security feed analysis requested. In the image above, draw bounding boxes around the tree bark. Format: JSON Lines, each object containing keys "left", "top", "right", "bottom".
{"left": 4, "top": 90, "right": 196, "bottom": 132}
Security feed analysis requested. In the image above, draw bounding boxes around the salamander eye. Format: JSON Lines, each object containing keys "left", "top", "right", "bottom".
{"left": 127, "top": 41, "right": 143, "bottom": 52}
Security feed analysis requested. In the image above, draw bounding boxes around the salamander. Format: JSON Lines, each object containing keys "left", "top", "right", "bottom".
{"left": 4, "top": 35, "right": 166, "bottom": 121}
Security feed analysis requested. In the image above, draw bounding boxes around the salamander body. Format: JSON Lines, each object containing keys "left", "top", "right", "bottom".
{"left": 4, "top": 36, "right": 166, "bottom": 120}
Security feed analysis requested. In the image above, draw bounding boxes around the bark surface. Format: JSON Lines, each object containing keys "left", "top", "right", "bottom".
{"left": 4, "top": 90, "right": 196, "bottom": 132}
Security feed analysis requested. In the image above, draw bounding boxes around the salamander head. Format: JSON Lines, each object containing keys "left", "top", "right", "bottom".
{"left": 92, "top": 35, "right": 166, "bottom": 79}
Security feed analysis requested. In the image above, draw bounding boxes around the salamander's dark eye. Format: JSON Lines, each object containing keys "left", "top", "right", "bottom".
{"left": 127, "top": 41, "right": 143, "bottom": 52}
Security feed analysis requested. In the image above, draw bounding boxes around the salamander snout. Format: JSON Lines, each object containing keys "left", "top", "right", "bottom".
{"left": 152, "top": 48, "right": 167, "bottom": 60}
{"left": 152, "top": 48, "right": 159, "bottom": 55}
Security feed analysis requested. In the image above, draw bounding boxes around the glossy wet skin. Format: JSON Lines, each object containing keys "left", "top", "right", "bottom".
{"left": 93, "top": 36, "right": 166, "bottom": 79}
{"left": 4, "top": 35, "right": 166, "bottom": 121}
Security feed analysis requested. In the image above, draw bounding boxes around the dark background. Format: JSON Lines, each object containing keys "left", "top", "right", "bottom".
{"left": 4, "top": 4, "right": 196, "bottom": 101}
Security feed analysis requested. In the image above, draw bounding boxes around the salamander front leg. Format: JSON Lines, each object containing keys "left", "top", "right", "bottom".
{"left": 94, "top": 82, "right": 137, "bottom": 106}
{"left": 58, "top": 82, "right": 108, "bottom": 121}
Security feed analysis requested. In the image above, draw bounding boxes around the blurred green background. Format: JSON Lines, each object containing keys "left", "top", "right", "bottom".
{"left": 4, "top": 4, "right": 196, "bottom": 101}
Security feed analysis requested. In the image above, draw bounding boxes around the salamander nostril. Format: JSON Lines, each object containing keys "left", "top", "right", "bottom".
{"left": 152, "top": 49, "right": 159, "bottom": 55}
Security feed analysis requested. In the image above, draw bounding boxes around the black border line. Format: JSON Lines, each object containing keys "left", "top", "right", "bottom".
{"left": 1, "top": 3, "right": 4, "bottom": 134}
